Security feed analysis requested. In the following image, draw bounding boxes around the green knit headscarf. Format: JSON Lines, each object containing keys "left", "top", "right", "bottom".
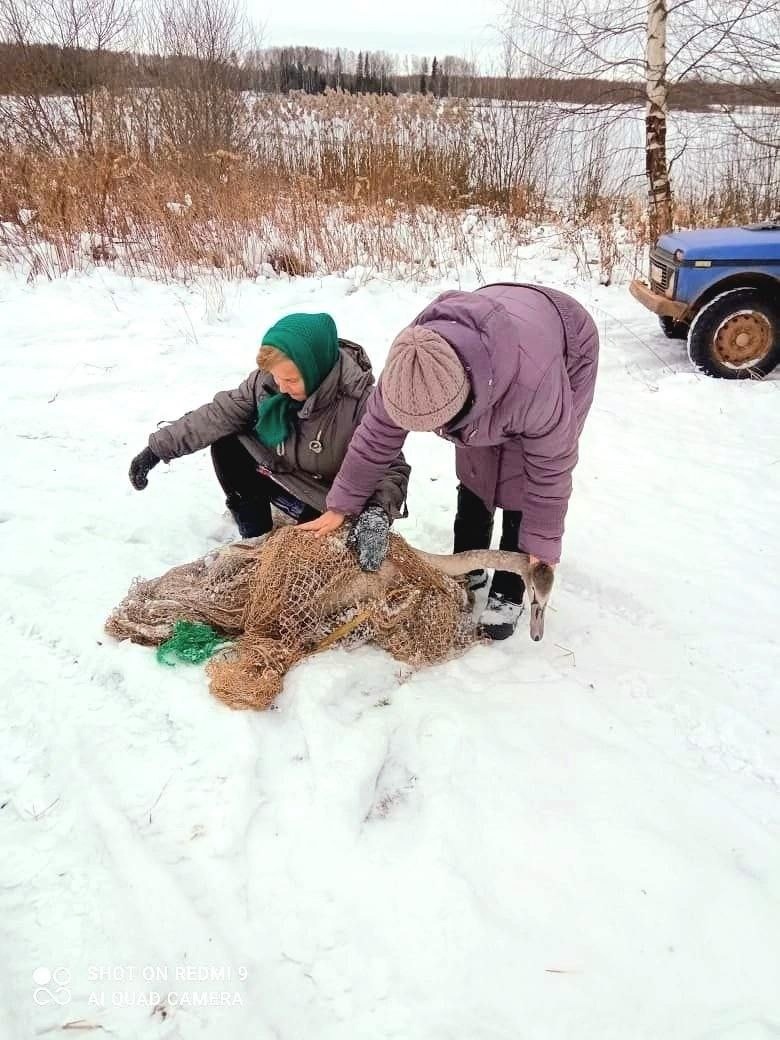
{"left": 254, "top": 312, "right": 340, "bottom": 448}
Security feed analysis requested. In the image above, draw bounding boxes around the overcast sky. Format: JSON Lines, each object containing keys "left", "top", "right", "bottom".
{"left": 259, "top": 0, "right": 502, "bottom": 67}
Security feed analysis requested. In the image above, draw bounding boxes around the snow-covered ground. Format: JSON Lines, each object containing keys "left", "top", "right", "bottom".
{"left": 1, "top": 250, "right": 779, "bottom": 1040}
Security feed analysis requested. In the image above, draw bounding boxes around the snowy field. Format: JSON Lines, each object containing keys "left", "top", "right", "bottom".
{"left": 1, "top": 248, "right": 779, "bottom": 1039}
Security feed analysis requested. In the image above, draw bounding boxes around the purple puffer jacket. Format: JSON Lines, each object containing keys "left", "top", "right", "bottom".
{"left": 326, "top": 282, "right": 599, "bottom": 562}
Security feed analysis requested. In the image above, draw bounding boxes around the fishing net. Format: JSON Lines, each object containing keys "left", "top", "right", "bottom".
{"left": 156, "top": 621, "right": 230, "bottom": 666}
{"left": 106, "top": 526, "right": 476, "bottom": 710}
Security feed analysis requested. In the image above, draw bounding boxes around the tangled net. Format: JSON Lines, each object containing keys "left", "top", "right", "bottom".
{"left": 106, "top": 526, "right": 476, "bottom": 710}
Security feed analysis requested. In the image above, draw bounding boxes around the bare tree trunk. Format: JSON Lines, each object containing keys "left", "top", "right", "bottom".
{"left": 645, "top": 0, "right": 672, "bottom": 236}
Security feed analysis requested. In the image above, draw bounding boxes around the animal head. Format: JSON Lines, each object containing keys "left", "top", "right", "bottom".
{"left": 412, "top": 546, "right": 555, "bottom": 642}
{"left": 527, "top": 560, "right": 554, "bottom": 642}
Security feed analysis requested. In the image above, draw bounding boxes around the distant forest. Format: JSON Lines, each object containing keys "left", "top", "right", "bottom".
{"left": 1, "top": 42, "right": 778, "bottom": 110}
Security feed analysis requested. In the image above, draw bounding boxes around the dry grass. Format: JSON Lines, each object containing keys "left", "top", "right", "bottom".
{"left": 0, "top": 89, "right": 777, "bottom": 283}
{"left": 0, "top": 149, "right": 536, "bottom": 282}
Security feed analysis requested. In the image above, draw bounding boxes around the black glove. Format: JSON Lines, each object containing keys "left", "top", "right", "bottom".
{"left": 129, "top": 446, "right": 160, "bottom": 490}
{"left": 347, "top": 505, "right": 390, "bottom": 573}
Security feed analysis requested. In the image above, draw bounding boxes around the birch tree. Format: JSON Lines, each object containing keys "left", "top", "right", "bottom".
{"left": 645, "top": 0, "right": 670, "bottom": 235}
{"left": 502, "top": 0, "right": 780, "bottom": 234}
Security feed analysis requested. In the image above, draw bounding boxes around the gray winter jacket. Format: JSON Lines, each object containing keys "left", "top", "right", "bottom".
{"left": 149, "top": 340, "right": 410, "bottom": 518}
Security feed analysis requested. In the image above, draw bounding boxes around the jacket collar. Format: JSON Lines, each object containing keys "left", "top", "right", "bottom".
{"left": 297, "top": 355, "right": 342, "bottom": 419}
{"left": 259, "top": 342, "right": 373, "bottom": 421}
{"left": 422, "top": 317, "right": 497, "bottom": 433}
{"left": 413, "top": 291, "right": 518, "bottom": 432}
{"left": 297, "top": 344, "right": 371, "bottom": 419}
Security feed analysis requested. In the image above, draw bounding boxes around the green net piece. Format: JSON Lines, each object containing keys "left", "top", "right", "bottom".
{"left": 156, "top": 621, "right": 230, "bottom": 667}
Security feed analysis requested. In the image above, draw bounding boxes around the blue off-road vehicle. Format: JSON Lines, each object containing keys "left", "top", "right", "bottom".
{"left": 630, "top": 219, "right": 780, "bottom": 379}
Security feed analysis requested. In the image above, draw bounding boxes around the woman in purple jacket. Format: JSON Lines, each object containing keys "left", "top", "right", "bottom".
{"left": 299, "top": 283, "right": 599, "bottom": 639}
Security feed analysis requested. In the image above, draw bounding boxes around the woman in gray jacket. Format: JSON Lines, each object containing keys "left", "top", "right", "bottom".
{"left": 128, "top": 312, "right": 409, "bottom": 560}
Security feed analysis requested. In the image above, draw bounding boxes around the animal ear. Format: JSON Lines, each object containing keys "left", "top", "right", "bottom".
{"left": 530, "top": 562, "right": 555, "bottom": 599}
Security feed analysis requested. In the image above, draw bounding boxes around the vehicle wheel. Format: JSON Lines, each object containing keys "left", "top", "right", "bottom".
{"left": 658, "top": 315, "right": 689, "bottom": 340}
{"left": 687, "top": 289, "right": 780, "bottom": 379}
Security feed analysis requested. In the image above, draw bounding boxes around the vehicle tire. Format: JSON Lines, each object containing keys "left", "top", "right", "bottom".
{"left": 658, "top": 315, "right": 689, "bottom": 340}
{"left": 687, "top": 288, "right": 780, "bottom": 379}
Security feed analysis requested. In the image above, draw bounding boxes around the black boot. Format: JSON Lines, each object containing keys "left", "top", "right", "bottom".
{"left": 212, "top": 436, "right": 273, "bottom": 538}
{"left": 454, "top": 485, "right": 528, "bottom": 638}
{"left": 479, "top": 509, "right": 526, "bottom": 641}
{"left": 465, "top": 569, "right": 489, "bottom": 592}
{"left": 478, "top": 594, "right": 525, "bottom": 641}
{"left": 225, "top": 492, "right": 272, "bottom": 539}
{"left": 453, "top": 483, "right": 494, "bottom": 595}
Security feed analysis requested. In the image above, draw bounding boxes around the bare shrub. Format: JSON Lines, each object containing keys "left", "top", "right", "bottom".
{"left": 144, "top": 0, "right": 259, "bottom": 155}
{"left": 673, "top": 131, "right": 780, "bottom": 227}
{"left": 470, "top": 99, "right": 556, "bottom": 212}
{"left": 0, "top": 0, "right": 134, "bottom": 154}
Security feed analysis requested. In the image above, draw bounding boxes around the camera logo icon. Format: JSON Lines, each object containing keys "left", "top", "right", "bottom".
{"left": 32, "top": 967, "right": 71, "bottom": 1006}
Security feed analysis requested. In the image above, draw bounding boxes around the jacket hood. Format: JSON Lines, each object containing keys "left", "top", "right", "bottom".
{"left": 411, "top": 291, "right": 519, "bottom": 430}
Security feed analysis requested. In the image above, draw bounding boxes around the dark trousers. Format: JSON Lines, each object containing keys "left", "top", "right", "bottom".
{"left": 211, "top": 434, "right": 320, "bottom": 538}
{"left": 453, "top": 483, "right": 525, "bottom": 604}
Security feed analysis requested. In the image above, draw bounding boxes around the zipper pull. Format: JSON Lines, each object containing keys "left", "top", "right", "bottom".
{"left": 309, "top": 428, "right": 324, "bottom": 454}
